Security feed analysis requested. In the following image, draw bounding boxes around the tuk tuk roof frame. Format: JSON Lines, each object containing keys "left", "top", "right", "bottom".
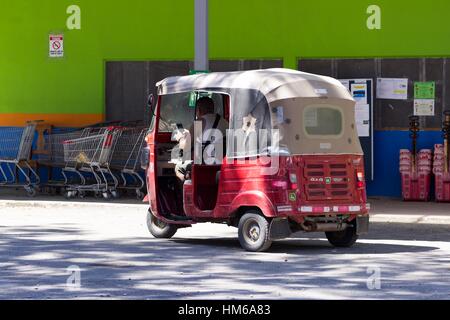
{"left": 156, "top": 68, "right": 354, "bottom": 104}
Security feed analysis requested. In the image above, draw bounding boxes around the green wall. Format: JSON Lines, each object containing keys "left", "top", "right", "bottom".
{"left": 1, "top": 0, "right": 450, "bottom": 116}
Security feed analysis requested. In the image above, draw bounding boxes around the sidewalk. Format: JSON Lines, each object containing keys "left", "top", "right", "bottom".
{"left": 1, "top": 192, "right": 450, "bottom": 225}
{"left": 369, "top": 197, "right": 450, "bottom": 225}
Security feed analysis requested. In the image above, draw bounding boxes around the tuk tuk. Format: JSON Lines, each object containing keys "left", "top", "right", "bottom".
{"left": 143, "top": 68, "right": 369, "bottom": 252}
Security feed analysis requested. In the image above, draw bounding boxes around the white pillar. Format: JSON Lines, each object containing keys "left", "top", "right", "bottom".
{"left": 195, "top": 0, "right": 208, "bottom": 71}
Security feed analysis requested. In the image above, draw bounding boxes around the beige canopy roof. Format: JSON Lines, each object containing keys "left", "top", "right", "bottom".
{"left": 157, "top": 68, "right": 362, "bottom": 156}
{"left": 157, "top": 68, "right": 353, "bottom": 103}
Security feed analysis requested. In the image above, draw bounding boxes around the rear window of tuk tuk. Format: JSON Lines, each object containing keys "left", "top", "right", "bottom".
{"left": 303, "top": 105, "right": 344, "bottom": 137}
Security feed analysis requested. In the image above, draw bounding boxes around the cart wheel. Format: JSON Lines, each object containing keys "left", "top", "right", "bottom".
{"left": 325, "top": 220, "right": 358, "bottom": 248}
{"left": 110, "top": 190, "right": 120, "bottom": 199}
{"left": 146, "top": 210, "right": 178, "bottom": 239}
{"left": 238, "top": 212, "right": 272, "bottom": 252}
{"left": 78, "top": 191, "right": 86, "bottom": 199}
{"left": 136, "top": 190, "right": 145, "bottom": 200}
{"left": 64, "top": 191, "right": 74, "bottom": 199}
{"left": 26, "top": 187, "right": 37, "bottom": 198}
{"left": 102, "top": 191, "right": 112, "bottom": 200}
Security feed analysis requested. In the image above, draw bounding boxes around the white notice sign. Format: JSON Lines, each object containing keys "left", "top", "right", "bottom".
{"left": 376, "top": 78, "right": 408, "bottom": 100}
{"left": 355, "top": 104, "right": 370, "bottom": 137}
{"left": 49, "top": 34, "right": 64, "bottom": 58}
{"left": 414, "top": 99, "right": 435, "bottom": 116}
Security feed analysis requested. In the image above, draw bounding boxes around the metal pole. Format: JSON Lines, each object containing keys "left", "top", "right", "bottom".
{"left": 195, "top": 0, "right": 208, "bottom": 71}
{"left": 409, "top": 115, "right": 420, "bottom": 172}
{"left": 443, "top": 111, "right": 450, "bottom": 173}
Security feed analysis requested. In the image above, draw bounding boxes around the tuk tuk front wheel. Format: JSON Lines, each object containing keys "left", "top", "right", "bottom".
{"left": 146, "top": 211, "right": 178, "bottom": 239}
{"left": 325, "top": 221, "right": 358, "bottom": 248}
{"left": 238, "top": 212, "right": 272, "bottom": 252}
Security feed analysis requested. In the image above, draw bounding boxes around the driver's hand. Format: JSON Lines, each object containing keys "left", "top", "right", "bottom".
{"left": 172, "top": 128, "right": 189, "bottom": 142}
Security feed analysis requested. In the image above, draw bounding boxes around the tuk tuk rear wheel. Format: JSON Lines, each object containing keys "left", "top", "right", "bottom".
{"left": 146, "top": 211, "right": 178, "bottom": 239}
{"left": 238, "top": 212, "right": 272, "bottom": 252}
{"left": 325, "top": 221, "right": 358, "bottom": 248}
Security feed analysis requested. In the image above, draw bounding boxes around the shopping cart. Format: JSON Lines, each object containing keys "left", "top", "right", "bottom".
{"left": 63, "top": 127, "right": 120, "bottom": 199}
{"left": 0, "top": 123, "right": 39, "bottom": 196}
{"left": 37, "top": 128, "right": 91, "bottom": 192}
{"left": 110, "top": 127, "right": 147, "bottom": 199}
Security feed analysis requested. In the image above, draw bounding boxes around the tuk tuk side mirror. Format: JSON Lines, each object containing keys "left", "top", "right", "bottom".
{"left": 147, "top": 94, "right": 155, "bottom": 109}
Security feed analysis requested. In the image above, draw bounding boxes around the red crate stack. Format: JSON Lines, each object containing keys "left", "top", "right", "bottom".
{"left": 433, "top": 144, "right": 450, "bottom": 202}
{"left": 400, "top": 149, "right": 432, "bottom": 201}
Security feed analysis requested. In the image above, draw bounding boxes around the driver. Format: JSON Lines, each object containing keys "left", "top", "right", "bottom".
{"left": 174, "top": 96, "right": 228, "bottom": 183}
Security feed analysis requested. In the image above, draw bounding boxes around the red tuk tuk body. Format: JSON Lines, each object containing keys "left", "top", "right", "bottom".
{"left": 144, "top": 69, "right": 370, "bottom": 252}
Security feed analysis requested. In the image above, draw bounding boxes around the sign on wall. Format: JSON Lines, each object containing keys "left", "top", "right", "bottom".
{"left": 339, "top": 79, "right": 374, "bottom": 180}
{"left": 350, "top": 82, "right": 370, "bottom": 137}
{"left": 49, "top": 34, "right": 64, "bottom": 58}
{"left": 414, "top": 99, "right": 435, "bottom": 116}
{"left": 376, "top": 78, "right": 408, "bottom": 100}
{"left": 413, "top": 81, "right": 436, "bottom": 116}
{"left": 414, "top": 81, "right": 435, "bottom": 99}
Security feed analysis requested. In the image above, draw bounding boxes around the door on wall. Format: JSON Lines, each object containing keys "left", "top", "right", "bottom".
{"left": 105, "top": 60, "right": 284, "bottom": 125}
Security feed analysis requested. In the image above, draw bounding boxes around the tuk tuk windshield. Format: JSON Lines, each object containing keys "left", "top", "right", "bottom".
{"left": 158, "top": 92, "right": 225, "bottom": 133}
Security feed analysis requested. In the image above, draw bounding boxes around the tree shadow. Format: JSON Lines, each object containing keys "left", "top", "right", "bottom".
{"left": 0, "top": 221, "right": 449, "bottom": 300}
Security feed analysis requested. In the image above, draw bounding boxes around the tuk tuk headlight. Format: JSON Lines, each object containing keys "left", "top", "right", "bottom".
{"left": 141, "top": 146, "right": 150, "bottom": 170}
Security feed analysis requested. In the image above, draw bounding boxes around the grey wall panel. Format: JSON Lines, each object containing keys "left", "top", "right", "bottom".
{"left": 122, "top": 62, "right": 147, "bottom": 123}
{"left": 106, "top": 61, "right": 191, "bottom": 125}
{"left": 210, "top": 59, "right": 283, "bottom": 72}
{"left": 337, "top": 59, "right": 377, "bottom": 80}
{"left": 425, "top": 59, "right": 444, "bottom": 128}
{"left": 244, "top": 59, "right": 283, "bottom": 70}
{"left": 376, "top": 59, "right": 419, "bottom": 129}
{"left": 299, "top": 58, "right": 449, "bottom": 130}
{"left": 106, "top": 60, "right": 282, "bottom": 125}
{"left": 298, "top": 59, "right": 333, "bottom": 77}
{"left": 105, "top": 62, "right": 124, "bottom": 123}
{"left": 209, "top": 60, "right": 241, "bottom": 72}
{"left": 445, "top": 59, "right": 450, "bottom": 114}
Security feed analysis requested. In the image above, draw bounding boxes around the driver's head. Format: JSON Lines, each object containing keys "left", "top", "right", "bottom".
{"left": 196, "top": 97, "right": 215, "bottom": 118}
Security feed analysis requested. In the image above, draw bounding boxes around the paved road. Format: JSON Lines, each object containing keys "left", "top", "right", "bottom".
{"left": 0, "top": 201, "right": 449, "bottom": 299}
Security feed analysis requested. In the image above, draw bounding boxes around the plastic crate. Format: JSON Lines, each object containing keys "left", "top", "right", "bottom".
{"left": 433, "top": 144, "right": 450, "bottom": 202}
{"left": 400, "top": 149, "right": 432, "bottom": 201}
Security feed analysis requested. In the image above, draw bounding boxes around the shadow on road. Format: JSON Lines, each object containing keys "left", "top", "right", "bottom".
{"left": 0, "top": 221, "right": 449, "bottom": 299}
{"left": 172, "top": 237, "right": 439, "bottom": 255}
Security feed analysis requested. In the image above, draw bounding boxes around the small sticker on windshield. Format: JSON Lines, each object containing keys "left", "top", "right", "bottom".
{"left": 275, "top": 106, "right": 284, "bottom": 124}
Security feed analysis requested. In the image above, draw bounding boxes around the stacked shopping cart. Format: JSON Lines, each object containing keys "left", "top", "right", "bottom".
{"left": 0, "top": 121, "right": 148, "bottom": 199}
{"left": 0, "top": 122, "right": 40, "bottom": 196}
{"left": 38, "top": 128, "right": 90, "bottom": 192}
{"left": 62, "top": 126, "right": 147, "bottom": 199}
{"left": 109, "top": 127, "right": 147, "bottom": 199}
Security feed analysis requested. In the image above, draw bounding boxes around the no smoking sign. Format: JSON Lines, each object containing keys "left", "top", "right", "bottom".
{"left": 49, "top": 34, "right": 64, "bottom": 58}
